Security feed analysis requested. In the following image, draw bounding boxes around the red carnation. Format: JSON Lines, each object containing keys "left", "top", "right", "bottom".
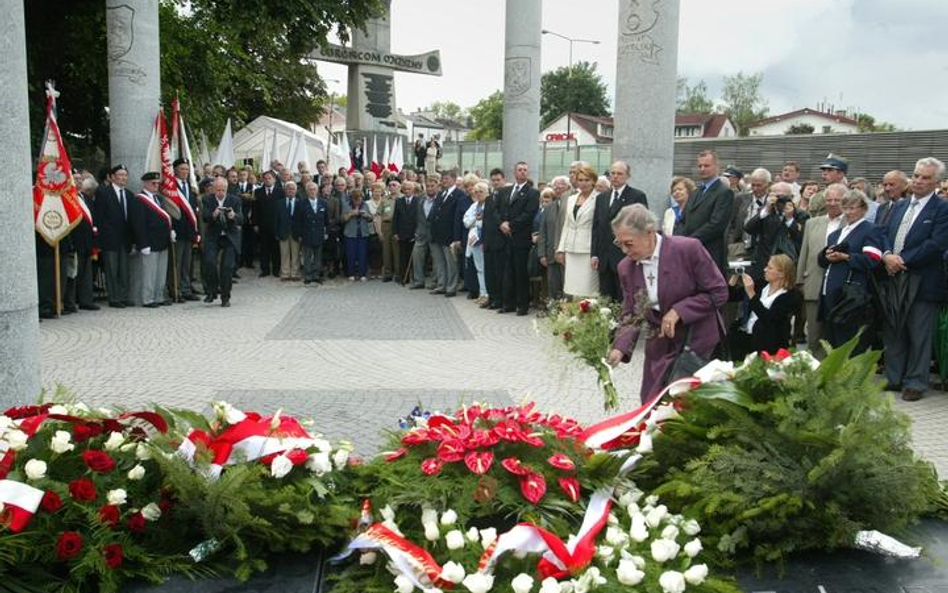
{"left": 98, "top": 504, "right": 120, "bottom": 528}
{"left": 41, "top": 490, "right": 63, "bottom": 513}
{"left": 68, "top": 478, "right": 97, "bottom": 502}
{"left": 55, "top": 531, "right": 83, "bottom": 560}
{"left": 82, "top": 450, "right": 116, "bottom": 473}
{"left": 127, "top": 513, "right": 146, "bottom": 534}
{"left": 103, "top": 543, "right": 123, "bottom": 569}
{"left": 421, "top": 457, "right": 443, "bottom": 476}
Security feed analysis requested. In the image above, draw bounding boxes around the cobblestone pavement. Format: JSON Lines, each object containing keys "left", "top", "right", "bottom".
{"left": 39, "top": 274, "right": 947, "bottom": 474}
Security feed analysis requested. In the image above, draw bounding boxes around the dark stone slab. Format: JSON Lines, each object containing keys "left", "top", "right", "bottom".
{"left": 266, "top": 283, "right": 473, "bottom": 341}
{"left": 219, "top": 389, "right": 512, "bottom": 456}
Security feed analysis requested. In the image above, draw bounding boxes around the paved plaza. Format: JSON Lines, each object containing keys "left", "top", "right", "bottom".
{"left": 39, "top": 275, "right": 948, "bottom": 474}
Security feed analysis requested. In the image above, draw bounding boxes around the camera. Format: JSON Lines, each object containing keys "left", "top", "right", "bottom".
{"left": 728, "top": 260, "right": 752, "bottom": 276}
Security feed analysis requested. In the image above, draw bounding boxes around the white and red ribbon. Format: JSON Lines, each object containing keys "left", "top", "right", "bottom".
{"left": 341, "top": 523, "right": 451, "bottom": 591}
{"left": 136, "top": 193, "right": 173, "bottom": 228}
{"left": 0, "top": 479, "right": 44, "bottom": 532}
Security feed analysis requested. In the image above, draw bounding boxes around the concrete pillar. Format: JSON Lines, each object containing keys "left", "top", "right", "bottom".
{"left": 106, "top": 0, "right": 160, "bottom": 191}
{"left": 502, "top": 0, "right": 541, "bottom": 179}
{"left": 347, "top": 0, "right": 393, "bottom": 134}
{"left": 0, "top": 1, "right": 41, "bottom": 406}
{"left": 613, "top": 0, "right": 680, "bottom": 220}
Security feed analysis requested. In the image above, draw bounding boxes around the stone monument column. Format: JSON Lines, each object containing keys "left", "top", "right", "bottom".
{"left": 346, "top": 0, "right": 394, "bottom": 134}
{"left": 106, "top": 0, "right": 161, "bottom": 189}
{"left": 502, "top": 0, "right": 542, "bottom": 178}
{"left": 0, "top": 2, "right": 41, "bottom": 406}
{"left": 613, "top": 0, "right": 680, "bottom": 220}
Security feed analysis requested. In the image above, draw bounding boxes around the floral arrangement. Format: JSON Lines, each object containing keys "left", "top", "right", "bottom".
{"left": 547, "top": 298, "right": 623, "bottom": 410}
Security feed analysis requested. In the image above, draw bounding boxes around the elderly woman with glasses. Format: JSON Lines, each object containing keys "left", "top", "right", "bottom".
{"left": 608, "top": 204, "right": 729, "bottom": 402}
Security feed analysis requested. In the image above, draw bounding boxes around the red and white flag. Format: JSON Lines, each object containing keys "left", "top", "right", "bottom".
{"left": 381, "top": 136, "right": 391, "bottom": 173}
{"left": 145, "top": 108, "right": 195, "bottom": 226}
{"left": 370, "top": 136, "right": 383, "bottom": 177}
{"left": 0, "top": 479, "right": 44, "bottom": 533}
{"left": 33, "top": 83, "right": 90, "bottom": 246}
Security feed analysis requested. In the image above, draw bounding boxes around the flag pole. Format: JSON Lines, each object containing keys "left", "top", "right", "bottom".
{"left": 54, "top": 243, "right": 62, "bottom": 317}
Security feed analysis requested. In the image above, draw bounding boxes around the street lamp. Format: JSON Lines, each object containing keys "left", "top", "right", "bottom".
{"left": 542, "top": 29, "right": 599, "bottom": 155}
{"left": 322, "top": 78, "right": 342, "bottom": 139}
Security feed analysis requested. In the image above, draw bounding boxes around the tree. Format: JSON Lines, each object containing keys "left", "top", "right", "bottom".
{"left": 854, "top": 112, "right": 897, "bottom": 133}
{"left": 786, "top": 123, "right": 815, "bottom": 135}
{"left": 425, "top": 101, "right": 467, "bottom": 122}
{"left": 676, "top": 77, "right": 714, "bottom": 115}
{"left": 25, "top": 0, "right": 381, "bottom": 168}
{"left": 468, "top": 91, "right": 504, "bottom": 140}
{"left": 717, "top": 71, "right": 769, "bottom": 136}
{"left": 540, "top": 61, "right": 610, "bottom": 127}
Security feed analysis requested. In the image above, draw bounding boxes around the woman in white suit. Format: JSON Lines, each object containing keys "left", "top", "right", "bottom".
{"left": 556, "top": 163, "right": 599, "bottom": 297}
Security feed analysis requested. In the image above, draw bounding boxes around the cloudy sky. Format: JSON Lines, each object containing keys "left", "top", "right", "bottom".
{"left": 316, "top": 0, "right": 948, "bottom": 130}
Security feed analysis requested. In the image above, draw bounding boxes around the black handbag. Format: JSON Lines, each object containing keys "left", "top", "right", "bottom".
{"left": 829, "top": 271, "right": 872, "bottom": 325}
{"left": 663, "top": 326, "right": 709, "bottom": 385}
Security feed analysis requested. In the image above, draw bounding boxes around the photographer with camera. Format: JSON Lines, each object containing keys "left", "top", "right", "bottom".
{"left": 201, "top": 177, "right": 242, "bottom": 307}
{"left": 742, "top": 181, "right": 808, "bottom": 286}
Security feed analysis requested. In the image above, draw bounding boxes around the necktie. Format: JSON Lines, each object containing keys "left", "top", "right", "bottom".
{"left": 267, "top": 187, "right": 272, "bottom": 198}
{"left": 119, "top": 189, "right": 127, "bottom": 220}
{"left": 893, "top": 199, "right": 919, "bottom": 254}
{"left": 611, "top": 189, "right": 618, "bottom": 208}
{"left": 287, "top": 198, "right": 292, "bottom": 216}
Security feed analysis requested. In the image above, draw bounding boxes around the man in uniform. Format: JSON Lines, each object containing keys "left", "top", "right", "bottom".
{"left": 807, "top": 154, "right": 849, "bottom": 216}
{"left": 130, "top": 172, "right": 173, "bottom": 308}
{"left": 170, "top": 158, "right": 201, "bottom": 301}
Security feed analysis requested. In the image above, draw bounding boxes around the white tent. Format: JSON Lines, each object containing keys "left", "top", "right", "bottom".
{"left": 232, "top": 116, "right": 345, "bottom": 171}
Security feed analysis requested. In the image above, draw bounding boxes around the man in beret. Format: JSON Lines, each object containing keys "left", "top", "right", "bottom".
{"left": 807, "top": 154, "right": 849, "bottom": 216}
{"left": 130, "top": 172, "right": 173, "bottom": 308}
{"left": 93, "top": 164, "right": 133, "bottom": 307}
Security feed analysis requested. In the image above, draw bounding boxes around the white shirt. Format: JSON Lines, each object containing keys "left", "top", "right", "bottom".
{"left": 837, "top": 218, "right": 864, "bottom": 244}
{"left": 639, "top": 233, "right": 663, "bottom": 310}
{"left": 905, "top": 192, "right": 934, "bottom": 230}
{"left": 744, "top": 284, "right": 786, "bottom": 333}
{"left": 610, "top": 185, "right": 627, "bottom": 206}
{"left": 825, "top": 214, "right": 843, "bottom": 243}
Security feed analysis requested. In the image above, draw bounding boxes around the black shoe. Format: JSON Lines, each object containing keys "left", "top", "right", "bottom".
{"left": 183, "top": 294, "right": 200, "bottom": 302}
{"left": 175, "top": 297, "right": 185, "bottom": 304}
{"left": 160, "top": 300, "right": 173, "bottom": 306}
{"left": 488, "top": 303, "right": 500, "bottom": 310}
{"left": 382, "top": 277, "right": 393, "bottom": 282}
{"left": 466, "top": 293, "right": 478, "bottom": 300}
{"left": 497, "top": 308, "right": 512, "bottom": 314}
{"left": 203, "top": 295, "right": 215, "bottom": 303}
{"left": 410, "top": 284, "right": 425, "bottom": 290}
{"left": 304, "top": 280, "right": 312, "bottom": 285}
{"left": 109, "top": 302, "right": 125, "bottom": 309}
{"left": 124, "top": 301, "right": 136, "bottom": 307}
{"left": 143, "top": 302, "right": 160, "bottom": 308}
{"left": 315, "top": 278, "right": 324, "bottom": 284}
{"left": 259, "top": 272, "right": 270, "bottom": 278}
{"left": 39, "top": 310, "right": 56, "bottom": 320}
{"left": 63, "top": 304, "right": 78, "bottom": 313}
{"left": 479, "top": 301, "right": 492, "bottom": 309}
{"left": 192, "top": 289, "right": 205, "bottom": 296}
{"left": 516, "top": 309, "right": 529, "bottom": 316}
{"left": 430, "top": 289, "right": 445, "bottom": 295}
{"left": 444, "top": 292, "right": 457, "bottom": 298}
{"left": 883, "top": 383, "right": 902, "bottom": 392}
{"left": 79, "top": 304, "right": 100, "bottom": 311}
{"left": 61, "top": 308, "right": 74, "bottom": 315}
{"left": 221, "top": 299, "right": 231, "bottom": 308}
{"left": 233, "top": 272, "right": 241, "bottom": 279}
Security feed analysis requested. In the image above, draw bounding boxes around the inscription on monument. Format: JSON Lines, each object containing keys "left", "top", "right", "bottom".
{"left": 106, "top": 4, "right": 147, "bottom": 84}
{"left": 618, "top": 0, "right": 664, "bottom": 65}
{"left": 362, "top": 73, "right": 393, "bottom": 119}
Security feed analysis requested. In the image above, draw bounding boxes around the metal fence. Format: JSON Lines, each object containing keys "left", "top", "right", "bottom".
{"left": 440, "top": 129, "right": 948, "bottom": 183}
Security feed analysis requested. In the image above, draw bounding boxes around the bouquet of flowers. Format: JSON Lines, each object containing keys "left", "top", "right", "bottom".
{"left": 547, "top": 298, "right": 623, "bottom": 410}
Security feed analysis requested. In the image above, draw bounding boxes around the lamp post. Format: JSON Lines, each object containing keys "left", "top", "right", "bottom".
{"left": 541, "top": 29, "right": 599, "bottom": 156}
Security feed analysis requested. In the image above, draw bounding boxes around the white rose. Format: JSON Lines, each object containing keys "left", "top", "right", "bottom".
{"left": 50, "top": 430, "right": 74, "bottom": 454}
{"left": 790, "top": 350, "right": 820, "bottom": 370}
{"left": 97, "top": 407, "right": 114, "bottom": 418}
{"left": 630, "top": 512, "right": 649, "bottom": 542}
{"left": 127, "top": 464, "right": 146, "bottom": 481}
{"left": 332, "top": 449, "right": 350, "bottom": 469}
{"left": 684, "top": 538, "right": 703, "bottom": 558}
{"left": 616, "top": 559, "right": 644, "bottom": 585}
{"left": 0, "top": 415, "right": 13, "bottom": 429}
{"left": 645, "top": 494, "right": 659, "bottom": 506}
{"left": 605, "top": 526, "right": 628, "bottom": 547}
{"left": 607, "top": 512, "right": 619, "bottom": 525}
{"left": 538, "top": 577, "right": 562, "bottom": 593}
{"left": 661, "top": 525, "right": 680, "bottom": 540}
{"left": 440, "top": 560, "right": 466, "bottom": 584}
{"left": 461, "top": 572, "right": 494, "bottom": 593}
{"left": 103, "top": 431, "right": 124, "bottom": 451}
{"left": 440, "top": 509, "right": 458, "bottom": 526}
{"left": 466, "top": 527, "right": 481, "bottom": 542}
{"left": 626, "top": 502, "right": 641, "bottom": 517}
{"left": 479, "top": 527, "right": 498, "bottom": 549}
{"left": 48, "top": 405, "right": 68, "bottom": 415}
{"left": 213, "top": 401, "right": 246, "bottom": 425}
{"left": 4, "top": 430, "right": 28, "bottom": 451}
{"left": 636, "top": 432, "right": 653, "bottom": 454}
{"left": 596, "top": 545, "right": 614, "bottom": 562}
{"left": 681, "top": 518, "right": 701, "bottom": 536}
{"left": 445, "top": 529, "right": 465, "bottom": 550}
{"left": 511, "top": 573, "right": 534, "bottom": 593}
{"left": 645, "top": 504, "right": 668, "bottom": 528}
{"left": 651, "top": 539, "right": 681, "bottom": 563}
{"left": 425, "top": 522, "right": 441, "bottom": 542}
{"left": 306, "top": 452, "right": 332, "bottom": 476}
{"left": 380, "top": 505, "right": 396, "bottom": 522}
{"left": 136, "top": 443, "right": 152, "bottom": 460}
{"left": 270, "top": 454, "right": 294, "bottom": 478}
{"left": 693, "top": 359, "right": 734, "bottom": 384}
{"left": 421, "top": 507, "right": 439, "bottom": 526}
{"left": 312, "top": 438, "right": 332, "bottom": 453}
{"left": 141, "top": 502, "right": 162, "bottom": 521}
{"left": 394, "top": 574, "right": 414, "bottom": 593}
{"left": 659, "top": 570, "right": 686, "bottom": 593}
{"left": 684, "top": 563, "right": 708, "bottom": 585}
{"left": 359, "top": 551, "right": 377, "bottom": 565}
{"left": 107, "top": 488, "right": 128, "bottom": 506}
{"left": 24, "top": 459, "right": 47, "bottom": 480}
{"left": 646, "top": 404, "right": 679, "bottom": 427}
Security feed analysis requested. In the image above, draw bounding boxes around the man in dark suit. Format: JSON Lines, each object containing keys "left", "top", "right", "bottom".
{"left": 590, "top": 160, "right": 648, "bottom": 302}
{"left": 446, "top": 170, "right": 472, "bottom": 293}
{"left": 252, "top": 170, "right": 281, "bottom": 277}
{"left": 880, "top": 157, "right": 948, "bottom": 401}
{"left": 235, "top": 168, "right": 255, "bottom": 268}
{"left": 274, "top": 181, "right": 302, "bottom": 280}
{"left": 679, "top": 150, "right": 734, "bottom": 278}
{"left": 429, "top": 171, "right": 461, "bottom": 296}
{"left": 500, "top": 162, "right": 540, "bottom": 315}
{"left": 483, "top": 168, "right": 511, "bottom": 309}
{"left": 874, "top": 170, "right": 909, "bottom": 227}
{"left": 294, "top": 181, "right": 328, "bottom": 285}
{"left": 93, "top": 164, "right": 133, "bottom": 308}
{"left": 537, "top": 176, "right": 568, "bottom": 300}
{"left": 129, "top": 172, "right": 173, "bottom": 308}
{"left": 410, "top": 174, "right": 441, "bottom": 289}
{"left": 202, "top": 177, "right": 242, "bottom": 306}
{"left": 392, "top": 180, "right": 418, "bottom": 284}
{"left": 170, "top": 158, "right": 201, "bottom": 301}
{"left": 72, "top": 178, "right": 99, "bottom": 310}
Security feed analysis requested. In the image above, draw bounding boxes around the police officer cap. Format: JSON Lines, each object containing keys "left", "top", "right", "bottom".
{"left": 723, "top": 166, "right": 744, "bottom": 179}
{"left": 141, "top": 171, "right": 161, "bottom": 181}
{"left": 110, "top": 164, "right": 128, "bottom": 175}
{"left": 172, "top": 158, "right": 190, "bottom": 168}
{"left": 820, "top": 153, "right": 849, "bottom": 173}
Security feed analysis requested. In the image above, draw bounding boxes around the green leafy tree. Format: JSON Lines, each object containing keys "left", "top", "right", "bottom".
{"left": 676, "top": 77, "right": 714, "bottom": 115}
{"left": 717, "top": 71, "right": 769, "bottom": 136}
{"left": 854, "top": 112, "right": 898, "bottom": 133}
{"left": 424, "top": 101, "right": 467, "bottom": 122}
{"left": 25, "top": 0, "right": 381, "bottom": 168}
{"left": 468, "top": 91, "right": 504, "bottom": 140}
{"left": 540, "top": 61, "right": 610, "bottom": 127}
{"left": 786, "top": 123, "right": 815, "bottom": 134}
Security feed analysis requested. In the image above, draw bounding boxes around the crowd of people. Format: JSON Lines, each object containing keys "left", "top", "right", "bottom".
{"left": 38, "top": 147, "right": 948, "bottom": 403}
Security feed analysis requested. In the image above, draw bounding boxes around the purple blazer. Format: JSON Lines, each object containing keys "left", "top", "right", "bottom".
{"left": 612, "top": 235, "right": 729, "bottom": 400}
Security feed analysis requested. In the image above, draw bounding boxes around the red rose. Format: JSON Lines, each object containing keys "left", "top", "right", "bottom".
{"left": 578, "top": 299, "right": 591, "bottom": 313}
{"left": 56, "top": 531, "right": 83, "bottom": 560}
{"left": 103, "top": 543, "right": 123, "bottom": 569}
{"left": 82, "top": 450, "right": 116, "bottom": 473}
{"left": 127, "top": 513, "right": 146, "bottom": 534}
{"left": 98, "top": 504, "right": 120, "bottom": 528}
{"left": 68, "top": 478, "right": 97, "bottom": 502}
{"left": 72, "top": 422, "right": 103, "bottom": 443}
{"left": 41, "top": 490, "right": 62, "bottom": 513}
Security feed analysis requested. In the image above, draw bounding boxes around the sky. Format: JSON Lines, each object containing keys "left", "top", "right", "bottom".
{"left": 315, "top": 0, "right": 948, "bottom": 131}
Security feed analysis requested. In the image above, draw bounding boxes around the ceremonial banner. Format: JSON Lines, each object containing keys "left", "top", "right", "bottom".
{"left": 144, "top": 109, "right": 183, "bottom": 221}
